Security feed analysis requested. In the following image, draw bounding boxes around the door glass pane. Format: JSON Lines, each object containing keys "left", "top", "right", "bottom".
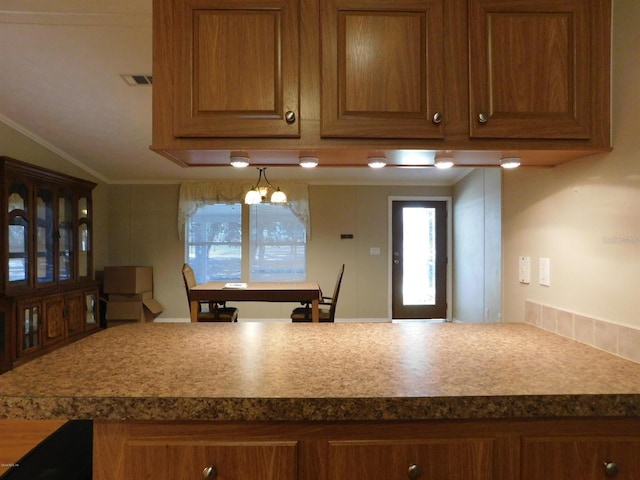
{"left": 402, "top": 207, "right": 436, "bottom": 305}
{"left": 186, "top": 203, "right": 242, "bottom": 282}
{"left": 250, "top": 203, "right": 306, "bottom": 281}
{"left": 78, "top": 197, "right": 89, "bottom": 277}
{"left": 58, "top": 195, "right": 74, "bottom": 280}
{"left": 8, "top": 192, "right": 24, "bottom": 211}
{"left": 8, "top": 218, "right": 28, "bottom": 282}
{"left": 36, "top": 191, "right": 55, "bottom": 283}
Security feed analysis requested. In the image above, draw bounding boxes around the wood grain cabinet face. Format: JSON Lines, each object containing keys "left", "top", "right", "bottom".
{"left": 522, "top": 437, "right": 640, "bottom": 480}
{"left": 468, "top": 0, "right": 601, "bottom": 140}
{"left": 171, "top": 0, "right": 300, "bottom": 138}
{"left": 42, "top": 296, "right": 66, "bottom": 346}
{"left": 321, "top": 0, "right": 445, "bottom": 139}
{"left": 125, "top": 441, "right": 298, "bottom": 480}
{"left": 327, "top": 439, "right": 495, "bottom": 480}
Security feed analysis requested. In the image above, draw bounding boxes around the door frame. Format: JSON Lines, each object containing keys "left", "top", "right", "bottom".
{"left": 387, "top": 196, "right": 452, "bottom": 322}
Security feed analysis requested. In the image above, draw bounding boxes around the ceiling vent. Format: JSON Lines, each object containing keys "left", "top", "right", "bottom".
{"left": 120, "top": 74, "right": 153, "bottom": 86}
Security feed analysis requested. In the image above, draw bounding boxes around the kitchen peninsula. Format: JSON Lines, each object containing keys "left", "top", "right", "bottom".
{"left": 1, "top": 322, "right": 639, "bottom": 479}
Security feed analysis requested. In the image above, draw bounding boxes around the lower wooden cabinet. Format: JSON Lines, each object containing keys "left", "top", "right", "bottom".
{"left": 94, "top": 418, "right": 640, "bottom": 480}
{"left": 522, "top": 436, "right": 640, "bottom": 480}
{"left": 2, "top": 283, "right": 101, "bottom": 371}
{"left": 126, "top": 441, "right": 298, "bottom": 479}
{"left": 327, "top": 438, "right": 495, "bottom": 480}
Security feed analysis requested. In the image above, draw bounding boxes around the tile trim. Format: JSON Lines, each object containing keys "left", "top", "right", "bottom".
{"left": 524, "top": 301, "right": 640, "bottom": 364}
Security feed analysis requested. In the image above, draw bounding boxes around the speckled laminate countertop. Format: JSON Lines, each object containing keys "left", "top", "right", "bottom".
{"left": 1, "top": 322, "right": 639, "bottom": 421}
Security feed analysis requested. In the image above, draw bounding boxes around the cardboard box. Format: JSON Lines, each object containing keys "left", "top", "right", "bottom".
{"left": 103, "top": 266, "right": 153, "bottom": 294}
{"left": 106, "top": 297, "right": 164, "bottom": 323}
{"left": 108, "top": 291, "right": 153, "bottom": 302}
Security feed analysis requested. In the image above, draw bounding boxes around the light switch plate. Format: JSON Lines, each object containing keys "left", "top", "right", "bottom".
{"left": 539, "top": 257, "right": 551, "bottom": 286}
{"left": 519, "top": 256, "right": 531, "bottom": 284}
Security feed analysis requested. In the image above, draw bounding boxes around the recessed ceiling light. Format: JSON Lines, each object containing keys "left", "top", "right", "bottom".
{"left": 367, "top": 155, "right": 387, "bottom": 168}
{"left": 500, "top": 157, "right": 521, "bottom": 169}
{"left": 299, "top": 156, "right": 319, "bottom": 168}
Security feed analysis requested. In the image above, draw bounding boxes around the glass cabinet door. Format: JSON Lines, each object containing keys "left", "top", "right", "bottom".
{"left": 7, "top": 182, "right": 30, "bottom": 286}
{"left": 58, "top": 193, "right": 74, "bottom": 281}
{"left": 85, "top": 290, "right": 98, "bottom": 329}
{"left": 78, "top": 196, "right": 90, "bottom": 279}
{"left": 36, "top": 188, "right": 55, "bottom": 284}
{"left": 20, "top": 303, "right": 40, "bottom": 353}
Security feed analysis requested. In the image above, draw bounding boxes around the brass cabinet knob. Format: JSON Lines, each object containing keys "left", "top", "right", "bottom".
{"left": 202, "top": 465, "right": 217, "bottom": 479}
{"left": 407, "top": 463, "right": 423, "bottom": 479}
{"left": 432, "top": 112, "right": 443, "bottom": 124}
{"left": 478, "top": 112, "right": 489, "bottom": 123}
{"left": 285, "top": 110, "right": 296, "bottom": 123}
{"left": 603, "top": 462, "right": 619, "bottom": 477}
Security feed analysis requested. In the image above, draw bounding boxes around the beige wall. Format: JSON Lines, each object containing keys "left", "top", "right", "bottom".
{"left": 107, "top": 183, "right": 454, "bottom": 320}
{"left": 502, "top": 0, "right": 640, "bottom": 328}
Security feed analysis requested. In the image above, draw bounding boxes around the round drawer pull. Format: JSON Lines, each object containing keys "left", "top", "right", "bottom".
{"left": 285, "top": 110, "right": 296, "bottom": 123}
{"left": 603, "top": 462, "right": 619, "bottom": 477}
{"left": 432, "top": 112, "right": 443, "bottom": 124}
{"left": 202, "top": 465, "right": 217, "bottom": 479}
{"left": 478, "top": 112, "right": 489, "bottom": 123}
{"left": 407, "top": 463, "right": 423, "bottom": 479}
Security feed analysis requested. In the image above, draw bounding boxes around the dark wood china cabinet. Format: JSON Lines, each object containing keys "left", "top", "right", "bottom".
{"left": 0, "top": 157, "right": 100, "bottom": 373}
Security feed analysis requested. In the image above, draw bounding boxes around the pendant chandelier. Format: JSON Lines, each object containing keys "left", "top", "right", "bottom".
{"left": 244, "top": 168, "right": 287, "bottom": 205}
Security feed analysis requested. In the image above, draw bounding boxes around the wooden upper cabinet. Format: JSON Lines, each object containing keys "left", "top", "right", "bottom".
{"left": 321, "top": 0, "right": 445, "bottom": 138}
{"left": 172, "top": 0, "right": 300, "bottom": 138}
{"left": 468, "top": 0, "right": 606, "bottom": 141}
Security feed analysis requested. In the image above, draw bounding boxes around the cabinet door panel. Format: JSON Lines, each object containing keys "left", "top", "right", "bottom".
{"left": 469, "top": 0, "right": 591, "bottom": 139}
{"left": 173, "top": 0, "right": 300, "bottom": 138}
{"left": 42, "top": 296, "right": 65, "bottom": 345}
{"left": 321, "top": 0, "right": 444, "bottom": 138}
{"left": 522, "top": 437, "right": 640, "bottom": 480}
{"left": 328, "top": 439, "right": 494, "bottom": 480}
{"left": 66, "top": 292, "right": 84, "bottom": 335}
{"left": 126, "top": 442, "right": 297, "bottom": 480}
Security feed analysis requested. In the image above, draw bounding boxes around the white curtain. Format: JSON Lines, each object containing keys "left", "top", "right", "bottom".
{"left": 178, "top": 181, "right": 310, "bottom": 239}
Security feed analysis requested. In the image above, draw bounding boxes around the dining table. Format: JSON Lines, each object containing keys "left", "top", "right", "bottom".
{"left": 189, "top": 281, "right": 322, "bottom": 323}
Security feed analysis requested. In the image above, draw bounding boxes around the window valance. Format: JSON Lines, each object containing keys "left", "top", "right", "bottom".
{"left": 178, "top": 181, "right": 310, "bottom": 239}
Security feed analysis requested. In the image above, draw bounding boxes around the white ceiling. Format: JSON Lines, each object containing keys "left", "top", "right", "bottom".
{"left": 0, "top": 0, "right": 473, "bottom": 185}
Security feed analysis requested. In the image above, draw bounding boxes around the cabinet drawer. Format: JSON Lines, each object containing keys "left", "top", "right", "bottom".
{"left": 522, "top": 437, "right": 640, "bottom": 480}
{"left": 327, "top": 438, "right": 495, "bottom": 480}
{"left": 125, "top": 440, "right": 298, "bottom": 480}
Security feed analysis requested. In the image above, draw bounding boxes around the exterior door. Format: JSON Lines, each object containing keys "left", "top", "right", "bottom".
{"left": 391, "top": 200, "right": 447, "bottom": 319}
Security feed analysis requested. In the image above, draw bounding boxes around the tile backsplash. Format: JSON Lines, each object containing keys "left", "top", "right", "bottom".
{"left": 525, "top": 301, "right": 640, "bottom": 364}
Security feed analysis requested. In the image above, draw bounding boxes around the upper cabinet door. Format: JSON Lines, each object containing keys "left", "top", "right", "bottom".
{"left": 469, "top": 0, "right": 596, "bottom": 140}
{"left": 172, "top": 0, "right": 300, "bottom": 138}
{"left": 321, "top": 0, "right": 445, "bottom": 139}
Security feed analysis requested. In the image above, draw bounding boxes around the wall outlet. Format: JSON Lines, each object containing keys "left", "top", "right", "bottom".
{"left": 539, "top": 257, "right": 551, "bottom": 286}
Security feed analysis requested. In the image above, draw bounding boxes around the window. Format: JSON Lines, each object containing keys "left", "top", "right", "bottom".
{"left": 185, "top": 202, "right": 306, "bottom": 283}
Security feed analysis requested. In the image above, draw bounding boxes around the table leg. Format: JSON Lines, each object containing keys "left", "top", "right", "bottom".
{"left": 190, "top": 300, "right": 199, "bottom": 322}
{"left": 311, "top": 299, "right": 319, "bottom": 323}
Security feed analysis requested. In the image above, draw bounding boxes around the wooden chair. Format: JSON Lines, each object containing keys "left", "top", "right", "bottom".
{"left": 291, "top": 264, "right": 344, "bottom": 323}
{"left": 181, "top": 263, "right": 238, "bottom": 322}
